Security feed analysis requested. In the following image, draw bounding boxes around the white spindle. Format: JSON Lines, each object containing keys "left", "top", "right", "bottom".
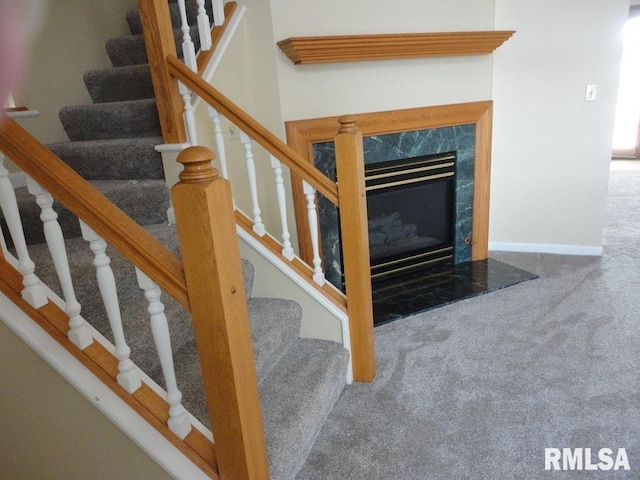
{"left": 80, "top": 221, "right": 141, "bottom": 394}
{"left": 135, "top": 268, "right": 191, "bottom": 440}
{"left": 0, "top": 220, "right": 7, "bottom": 255}
{"left": 177, "top": 0, "right": 197, "bottom": 72}
{"left": 0, "top": 153, "right": 47, "bottom": 308}
{"left": 178, "top": 80, "right": 198, "bottom": 146}
{"left": 302, "top": 181, "right": 325, "bottom": 285}
{"left": 211, "top": 0, "right": 225, "bottom": 26}
{"left": 196, "top": 0, "right": 212, "bottom": 51}
{"left": 270, "top": 156, "right": 294, "bottom": 260}
{"left": 239, "top": 131, "right": 266, "bottom": 236}
{"left": 208, "top": 106, "right": 229, "bottom": 180}
{"left": 27, "top": 177, "right": 93, "bottom": 350}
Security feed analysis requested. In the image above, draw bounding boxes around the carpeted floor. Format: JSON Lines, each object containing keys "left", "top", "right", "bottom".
{"left": 296, "top": 166, "right": 640, "bottom": 479}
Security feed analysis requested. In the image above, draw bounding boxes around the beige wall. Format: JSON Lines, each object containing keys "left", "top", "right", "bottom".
{"left": 264, "top": 0, "right": 630, "bottom": 253}
{"left": 491, "top": 0, "right": 629, "bottom": 251}
{"left": 0, "top": 322, "right": 174, "bottom": 480}
{"left": 270, "top": 0, "right": 496, "bottom": 121}
{"left": 15, "top": 0, "right": 136, "bottom": 144}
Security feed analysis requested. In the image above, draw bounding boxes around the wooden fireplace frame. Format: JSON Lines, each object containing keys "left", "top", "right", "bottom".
{"left": 285, "top": 100, "right": 493, "bottom": 266}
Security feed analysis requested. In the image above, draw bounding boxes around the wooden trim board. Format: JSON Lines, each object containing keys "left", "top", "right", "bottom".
{"left": 285, "top": 101, "right": 493, "bottom": 264}
{"left": 278, "top": 31, "right": 515, "bottom": 65}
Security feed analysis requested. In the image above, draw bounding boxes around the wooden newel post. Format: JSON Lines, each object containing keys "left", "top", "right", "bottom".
{"left": 138, "top": 0, "right": 187, "bottom": 144}
{"left": 334, "top": 116, "right": 376, "bottom": 382}
{"left": 171, "top": 146, "right": 269, "bottom": 480}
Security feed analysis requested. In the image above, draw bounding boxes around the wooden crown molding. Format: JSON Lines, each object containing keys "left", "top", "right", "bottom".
{"left": 277, "top": 30, "right": 515, "bottom": 65}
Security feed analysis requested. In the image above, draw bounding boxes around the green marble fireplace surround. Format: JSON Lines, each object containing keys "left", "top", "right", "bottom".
{"left": 285, "top": 101, "right": 493, "bottom": 291}
{"left": 313, "top": 124, "right": 476, "bottom": 289}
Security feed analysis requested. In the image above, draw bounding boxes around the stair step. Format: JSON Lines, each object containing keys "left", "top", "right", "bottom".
{"left": 248, "top": 297, "right": 302, "bottom": 383}
{"left": 47, "top": 137, "right": 164, "bottom": 181}
{"left": 260, "top": 338, "right": 349, "bottom": 480}
{"left": 126, "top": 0, "right": 214, "bottom": 36}
{"left": 84, "top": 64, "right": 155, "bottom": 103}
{"left": 242, "top": 258, "right": 255, "bottom": 300}
{"left": 59, "top": 99, "right": 161, "bottom": 141}
{"left": 165, "top": 337, "right": 348, "bottom": 480}
{"left": 106, "top": 26, "right": 198, "bottom": 68}
{"left": 1, "top": 180, "right": 169, "bottom": 245}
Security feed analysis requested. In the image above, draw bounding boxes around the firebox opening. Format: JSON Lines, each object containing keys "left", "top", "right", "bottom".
{"left": 365, "top": 152, "right": 457, "bottom": 284}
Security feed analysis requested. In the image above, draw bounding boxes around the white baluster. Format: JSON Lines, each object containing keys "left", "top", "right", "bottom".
{"left": 270, "top": 156, "right": 294, "bottom": 260}
{"left": 135, "top": 268, "right": 191, "bottom": 440}
{"left": 177, "top": 0, "right": 197, "bottom": 72}
{"left": 80, "top": 221, "right": 141, "bottom": 394}
{"left": 0, "top": 153, "right": 47, "bottom": 308}
{"left": 26, "top": 177, "right": 92, "bottom": 350}
{"left": 196, "top": 0, "right": 212, "bottom": 51}
{"left": 208, "top": 106, "right": 229, "bottom": 180}
{"left": 239, "top": 131, "right": 266, "bottom": 236}
{"left": 211, "top": 0, "right": 225, "bottom": 26}
{"left": 302, "top": 181, "right": 325, "bottom": 285}
{"left": 178, "top": 80, "right": 198, "bottom": 146}
{"left": 0, "top": 220, "right": 7, "bottom": 255}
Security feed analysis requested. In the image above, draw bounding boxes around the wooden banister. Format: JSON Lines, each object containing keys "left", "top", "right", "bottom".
{"left": 196, "top": 2, "right": 238, "bottom": 73}
{"left": 334, "top": 116, "right": 376, "bottom": 382}
{"left": 138, "top": 0, "right": 187, "bottom": 144}
{"left": 166, "top": 55, "right": 339, "bottom": 206}
{"left": 0, "top": 118, "right": 189, "bottom": 309}
{"left": 171, "top": 146, "right": 269, "bottom": 480}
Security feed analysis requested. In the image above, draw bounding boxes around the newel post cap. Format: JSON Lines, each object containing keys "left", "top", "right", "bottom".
{"left": 177, "top": 146, "right": 219, "bottom": 182}
{"left": 338, "top": 115, "right": 359, "bottom": 134}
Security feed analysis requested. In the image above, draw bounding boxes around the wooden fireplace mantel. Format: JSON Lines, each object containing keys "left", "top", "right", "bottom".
{"left": 277, "top": 30, "right": 515, "bottom": 65}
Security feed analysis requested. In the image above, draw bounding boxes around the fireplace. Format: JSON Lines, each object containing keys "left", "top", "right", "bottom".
{"left": 286, "top": 102, "right": 536, "bottom": 325}
{"left": 365, "top": 152, "right": 456, "bottom": 283}
{"left": 312, "top": 122, "right": 475, "bottom": 291}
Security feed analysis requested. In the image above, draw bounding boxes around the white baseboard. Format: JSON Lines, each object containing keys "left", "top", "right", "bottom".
{"left": 489, "top": 241, "right": 603, "bottom": 257}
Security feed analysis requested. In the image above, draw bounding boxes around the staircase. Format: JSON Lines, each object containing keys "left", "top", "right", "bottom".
{"left": 1, "top": 1, "right": 350, "bottom": 479}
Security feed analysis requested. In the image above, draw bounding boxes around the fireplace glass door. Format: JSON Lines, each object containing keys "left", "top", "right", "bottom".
{"left": 365, "top": 152, "right": 456, "bottom": 282}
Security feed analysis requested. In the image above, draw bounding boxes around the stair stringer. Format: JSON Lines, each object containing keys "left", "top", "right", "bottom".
{"left": 0, "top": 284, "right": 211, "bottom": 480}
{"left": 237, "top": 227, "right": 353, "bottom": 384}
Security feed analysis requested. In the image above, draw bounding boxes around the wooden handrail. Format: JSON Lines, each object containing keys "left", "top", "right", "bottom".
{"left": 0, "top": 118, "right": 189, "bottom": 309}
{"left": 166, "top": 55, "right": 340, "bottom": 206}
{"left": 196, "top": 2, "right": 238, "bottom": 74}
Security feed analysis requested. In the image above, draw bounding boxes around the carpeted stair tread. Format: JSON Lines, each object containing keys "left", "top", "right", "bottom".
{"left": 47, "top": 137, "right": 164, "bottom": 180}
{"left": 59, "top": 99, "right": 161, "bottom": 141}
{"left": 1, "top": 180, "right": 169, "bottom": 245}
{"left": 248, "top": 297, "right": 302, "bottom": 383}
{"left": 242, "top": 258, "right": 255, "bottom": 300}
{"left": 126, "top": 0, "right": 214, "bottom": 36}
{"left": 84, "top": 64, "right": 155, "bottom": 103}
{"left": 260, "top": 338, "right": 349, "bottom": 480}
{"left": 106, "top": 26, "right": 199, "bottom": 67}
{"left": 163, "top": 336, "right": 348, "bottom": 480}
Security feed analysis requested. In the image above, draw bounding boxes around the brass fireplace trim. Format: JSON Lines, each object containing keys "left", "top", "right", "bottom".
{"left": 285, "top": 101, "right": 493, "bottom": 265}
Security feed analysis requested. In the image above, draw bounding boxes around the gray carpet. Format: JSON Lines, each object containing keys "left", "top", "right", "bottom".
{"left": 296, "top": 167, "right": 640, "bottom": 479}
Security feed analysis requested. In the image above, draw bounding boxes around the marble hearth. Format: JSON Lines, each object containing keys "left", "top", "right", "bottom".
{"left": 285, "top": 103, "right": 536, "bottom": 325}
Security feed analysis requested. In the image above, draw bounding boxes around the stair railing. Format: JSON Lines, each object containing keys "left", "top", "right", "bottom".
{"left": 167, "top": 56, "right": 376, "bottom": 381}
{"left": 138, "top": 0, "right": 237, "bottom": 146}
{"left": 137, "top": 0, "right": 376, "bottom": 383}
{"left": 0, "top": 117, "right": 268, "bottom": 480}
